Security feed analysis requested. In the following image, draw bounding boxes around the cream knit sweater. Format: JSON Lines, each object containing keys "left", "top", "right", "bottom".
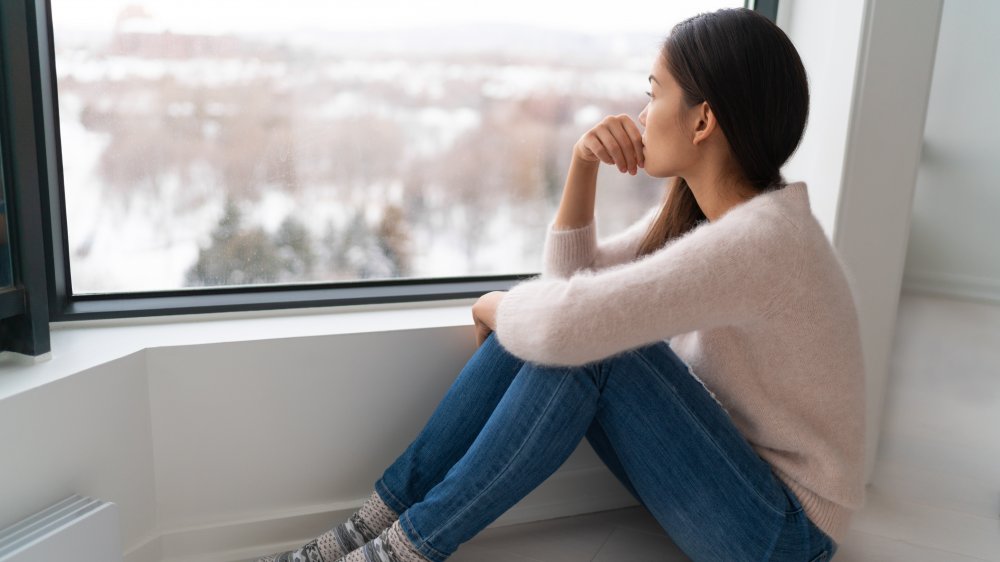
{"left": 494, "top": 181, "right": 866, "bottom": 545}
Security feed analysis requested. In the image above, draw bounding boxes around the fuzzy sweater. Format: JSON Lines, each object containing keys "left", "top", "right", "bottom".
{"left": 494, "top": 181, "right": 866, "bottom": 545}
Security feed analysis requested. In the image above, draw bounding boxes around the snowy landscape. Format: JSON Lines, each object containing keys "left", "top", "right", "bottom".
{"left": 50, "top": 1, "right": 737, "bottom": 294}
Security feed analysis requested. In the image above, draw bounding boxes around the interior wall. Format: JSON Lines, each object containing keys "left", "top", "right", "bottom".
{"left": 144, "top": 327, "right": 486, "bottom": 530}
{"left": 778, "top": 0, "right": 867, "bottom": 238}
{"left": 0, "top": 352, "right": 157, "bottom": 551}
{"left": 0, "top": 327, "right": 631, "bottom": 561}
{"left": 902, "top": 0, "right": 1000, "bottom": 303}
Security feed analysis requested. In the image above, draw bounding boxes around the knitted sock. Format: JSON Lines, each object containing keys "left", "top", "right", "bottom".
{"left": 337, "top": 519, "right": 432, "bottom": 562}
{"left": 256, "top": 489, "right": 400, "bottom": 562}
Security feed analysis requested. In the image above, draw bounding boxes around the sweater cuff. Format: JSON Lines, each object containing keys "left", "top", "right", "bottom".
{"left": 542, "top": 218, "right": 597, "bottom": 279}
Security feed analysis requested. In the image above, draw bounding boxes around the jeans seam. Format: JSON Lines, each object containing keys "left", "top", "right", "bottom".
{"left": 630, "top": 348, "right": 787, "bottom": 518}
{"left": 592, "top": 417, "right": 644, "bottom": 504}
{"left": 419, "top": 368, "right": 573, "bottom": 549}
{"left": 400, "top": 511, "right": 450, "bottom": 562}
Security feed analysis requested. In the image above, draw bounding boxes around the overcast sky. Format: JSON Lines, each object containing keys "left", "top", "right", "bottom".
{"left": 51, "top": 0, "right": 741, "bottom": 35}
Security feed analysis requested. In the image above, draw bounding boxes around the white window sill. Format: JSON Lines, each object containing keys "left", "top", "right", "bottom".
{"left": 0, "top": 298, "right": 478, "bottom": 401}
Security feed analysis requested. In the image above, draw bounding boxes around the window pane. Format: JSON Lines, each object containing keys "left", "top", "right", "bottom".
{"left": 52, "top": 0, "right": 741, "bottom": 294}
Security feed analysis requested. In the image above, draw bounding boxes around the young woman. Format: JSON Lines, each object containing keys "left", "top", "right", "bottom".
{"left": 260, "top": 7, "right": 865, "bottom": 562}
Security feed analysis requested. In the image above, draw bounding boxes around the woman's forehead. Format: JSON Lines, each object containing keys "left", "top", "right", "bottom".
{"left": 649, "top": 52, "right": 668, "bottom": 81}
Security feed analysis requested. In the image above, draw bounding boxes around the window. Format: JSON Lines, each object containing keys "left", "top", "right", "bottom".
{"left": 1, "top": 0, "right": 776, "bottom": 356}
{"left": 1, "top": 0, "right": 53, "bottom": 356}
{"left": 1, "top": 160, "right": 12, "bottom": 290}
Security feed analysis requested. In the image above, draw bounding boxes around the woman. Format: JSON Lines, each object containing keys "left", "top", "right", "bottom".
{"left": 260, "top": 7, "right": 865, "bottom": 562}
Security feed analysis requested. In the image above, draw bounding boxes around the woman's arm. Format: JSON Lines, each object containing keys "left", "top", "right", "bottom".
{"left": 541, "top": 206, "right": 658, "bottom": 280}
{"left": 497, "top": 211, "right": 794, "bottom": 367}
{"left": 552, "top": 155, "right": 599, "bottom": 231}
{"left": 554, "top": 114, "right": 643, "bottom": 230}
{"left": 541, "top": 114, "right": 646, "bottom": 278}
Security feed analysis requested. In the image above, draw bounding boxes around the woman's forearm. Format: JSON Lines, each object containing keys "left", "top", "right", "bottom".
{"left": 552, "top": 154, "right": 600, "bottom": 230}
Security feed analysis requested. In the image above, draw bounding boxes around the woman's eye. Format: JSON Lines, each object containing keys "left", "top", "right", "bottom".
{"left": 644, "top": 91, "right": 653, "bottom": 99}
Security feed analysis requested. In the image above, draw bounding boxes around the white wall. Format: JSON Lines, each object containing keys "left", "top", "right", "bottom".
{"left": 902, "top": 0, "right": 1000, "bottom": 303}
{"left": 779, "top": 0, "right": 867, "bottom": 238}
{"left": 0, "top": 324, "right": 637, "bottom": 562}
{"left": 0, "top": 353, "right": 157, "bottom": 555}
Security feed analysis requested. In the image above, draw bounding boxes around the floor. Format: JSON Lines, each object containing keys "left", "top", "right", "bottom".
{"left": 443, "top": 292, "right": 1000, "bottom": 561}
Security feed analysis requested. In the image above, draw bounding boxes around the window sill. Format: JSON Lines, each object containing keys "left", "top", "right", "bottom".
{"left": 0, "top": 298, "right": 477, "bottom": 401}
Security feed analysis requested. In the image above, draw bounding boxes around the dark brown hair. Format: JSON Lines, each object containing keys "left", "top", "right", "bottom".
{"left": 635, "top": 8, "right": 809, "bottom": 258}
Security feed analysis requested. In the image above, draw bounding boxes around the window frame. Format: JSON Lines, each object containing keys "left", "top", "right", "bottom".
{"left": 1, "top": 0, "right": 774, "bottom": 354}
{"left": 0, "top": 0, "right": 52, "bottom": 356}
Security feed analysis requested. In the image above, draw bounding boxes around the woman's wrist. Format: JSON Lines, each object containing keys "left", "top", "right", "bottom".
{"left": 569, "top": 152, "right": 601, "bottom": 171}
{"left": 554, "top": 155, "right": 599, "bottom": 230}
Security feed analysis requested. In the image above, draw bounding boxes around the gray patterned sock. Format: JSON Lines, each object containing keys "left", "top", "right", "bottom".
{"left": 256, "top": 490, "right": 400, "bottom": 562}
{"left": 337, "top": 519, "right": 431, "bottom": 562}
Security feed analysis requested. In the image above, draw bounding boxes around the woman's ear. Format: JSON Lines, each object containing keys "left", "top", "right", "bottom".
{"left": 692, "top": 101, "right": 717, "bottom": 146}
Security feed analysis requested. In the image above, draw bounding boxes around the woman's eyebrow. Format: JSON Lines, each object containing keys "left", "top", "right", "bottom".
{"left": 648, "top": 75, "right": 661, "bottom": 85}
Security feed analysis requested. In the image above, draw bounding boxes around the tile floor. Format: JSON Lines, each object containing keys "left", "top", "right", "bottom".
{"left": 444, "top": 292, "right": 1000, "bottom": 561}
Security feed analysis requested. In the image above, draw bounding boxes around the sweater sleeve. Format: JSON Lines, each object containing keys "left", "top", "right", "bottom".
{"left": 541, "top": 206, "right": 660, "bottom": 279}
{"left": 495, "top": 212, "right": 792, "bottom": 367}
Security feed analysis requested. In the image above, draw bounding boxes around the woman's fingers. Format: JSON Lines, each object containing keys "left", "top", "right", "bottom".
{"left": 620, "top": 117, "right": 645, "bottom": 169}
{"left": 583, "top": 136, "right": 614, "bottom": 165}
{"left": 606, "top": 117, "right": 638, "bottom": 174}
{"left": 575, "top": 114, "right": 644, "bottom": 174}
{"left": 594, "top": 126, "right": 628, "bottom": 173}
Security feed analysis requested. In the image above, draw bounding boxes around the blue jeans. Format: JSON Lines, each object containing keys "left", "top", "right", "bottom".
{"left": 374, "top": 332, "right": 839, "bottom": 561}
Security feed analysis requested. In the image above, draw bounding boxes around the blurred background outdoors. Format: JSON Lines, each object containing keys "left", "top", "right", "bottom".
{"left": 50, "top": 0, "right": 740, "bottom": 294}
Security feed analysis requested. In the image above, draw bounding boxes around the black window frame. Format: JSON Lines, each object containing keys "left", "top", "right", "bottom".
{"left": 1, "top": 0, "right": 53, "bottom": 356}
{"left": 1, "top": 0, "right": 776, "bottom": 356}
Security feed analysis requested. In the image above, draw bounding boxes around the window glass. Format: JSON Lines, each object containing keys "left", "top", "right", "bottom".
{"left": 51, "top": 0, "right": 741, "bottom": 294}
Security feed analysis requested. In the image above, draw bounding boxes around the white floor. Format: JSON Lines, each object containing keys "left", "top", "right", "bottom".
{"left": 444, "top": 291, "right": 1000, "bottom": 561}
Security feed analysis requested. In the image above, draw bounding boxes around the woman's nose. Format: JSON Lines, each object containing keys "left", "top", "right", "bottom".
{"left": 638, "top": 108, "right": 647, "bottom": 127}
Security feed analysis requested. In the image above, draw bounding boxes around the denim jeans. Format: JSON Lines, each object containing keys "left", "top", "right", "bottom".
{"left": 374, "top": 332, "right": 839, "bottom": 562}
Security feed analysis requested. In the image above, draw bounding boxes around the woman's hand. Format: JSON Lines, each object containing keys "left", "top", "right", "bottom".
{"left": 573, "top": 114, "right": 645, "bottom": 175}
{"left": 472, "top": 291, "right": 507, "bottom": 348}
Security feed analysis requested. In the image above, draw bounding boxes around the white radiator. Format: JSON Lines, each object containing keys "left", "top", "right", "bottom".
{"left": 0, "top": 495, "right": 122, "bottom": 562}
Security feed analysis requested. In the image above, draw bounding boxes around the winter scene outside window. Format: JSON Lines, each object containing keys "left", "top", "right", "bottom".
{"left": 51, "top": 0, "right": 741, "bottom": 294}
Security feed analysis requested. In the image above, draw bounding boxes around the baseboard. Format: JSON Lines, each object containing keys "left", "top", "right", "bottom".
{"left": 124, "top": 464, "right": 639, "bottom": 562}
{"left": 902, "top": 270, "right": 1000, "bottom": 304}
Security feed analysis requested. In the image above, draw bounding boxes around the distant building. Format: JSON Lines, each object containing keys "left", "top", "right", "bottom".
{"left": 111, "top": 12, "right": 245, "bottom": 59}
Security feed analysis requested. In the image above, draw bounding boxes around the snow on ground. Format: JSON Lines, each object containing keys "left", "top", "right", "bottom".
{"left": 54, "top": 41, "right": 652, "bottom": 293}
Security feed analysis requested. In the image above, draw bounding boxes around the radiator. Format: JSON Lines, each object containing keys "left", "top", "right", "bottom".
{"left": 0, "top": 495, "right": 122, "bottom": 562}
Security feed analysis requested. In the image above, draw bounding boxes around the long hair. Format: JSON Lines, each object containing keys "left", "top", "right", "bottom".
{"left": 635, "top": 8, "right": 809, "bottom": 258}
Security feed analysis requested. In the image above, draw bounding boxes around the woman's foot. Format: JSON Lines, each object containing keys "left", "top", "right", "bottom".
{"left": 256, "top": 538, "right": 325, "bottom": 562}
{"left": 335, "top": 519, "right": 432, "bottom": 562}
{"left": 255, "top": 490, "right": 399, "bottom": 562}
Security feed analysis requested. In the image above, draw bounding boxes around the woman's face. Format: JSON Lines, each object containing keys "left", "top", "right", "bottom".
{"left": 638, "top": 53, "right": 699, "bottom": 178}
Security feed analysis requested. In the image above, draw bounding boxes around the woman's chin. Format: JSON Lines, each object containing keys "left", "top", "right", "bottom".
{"left": 642, "top": 165, "right": 669, "bottom": 178}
